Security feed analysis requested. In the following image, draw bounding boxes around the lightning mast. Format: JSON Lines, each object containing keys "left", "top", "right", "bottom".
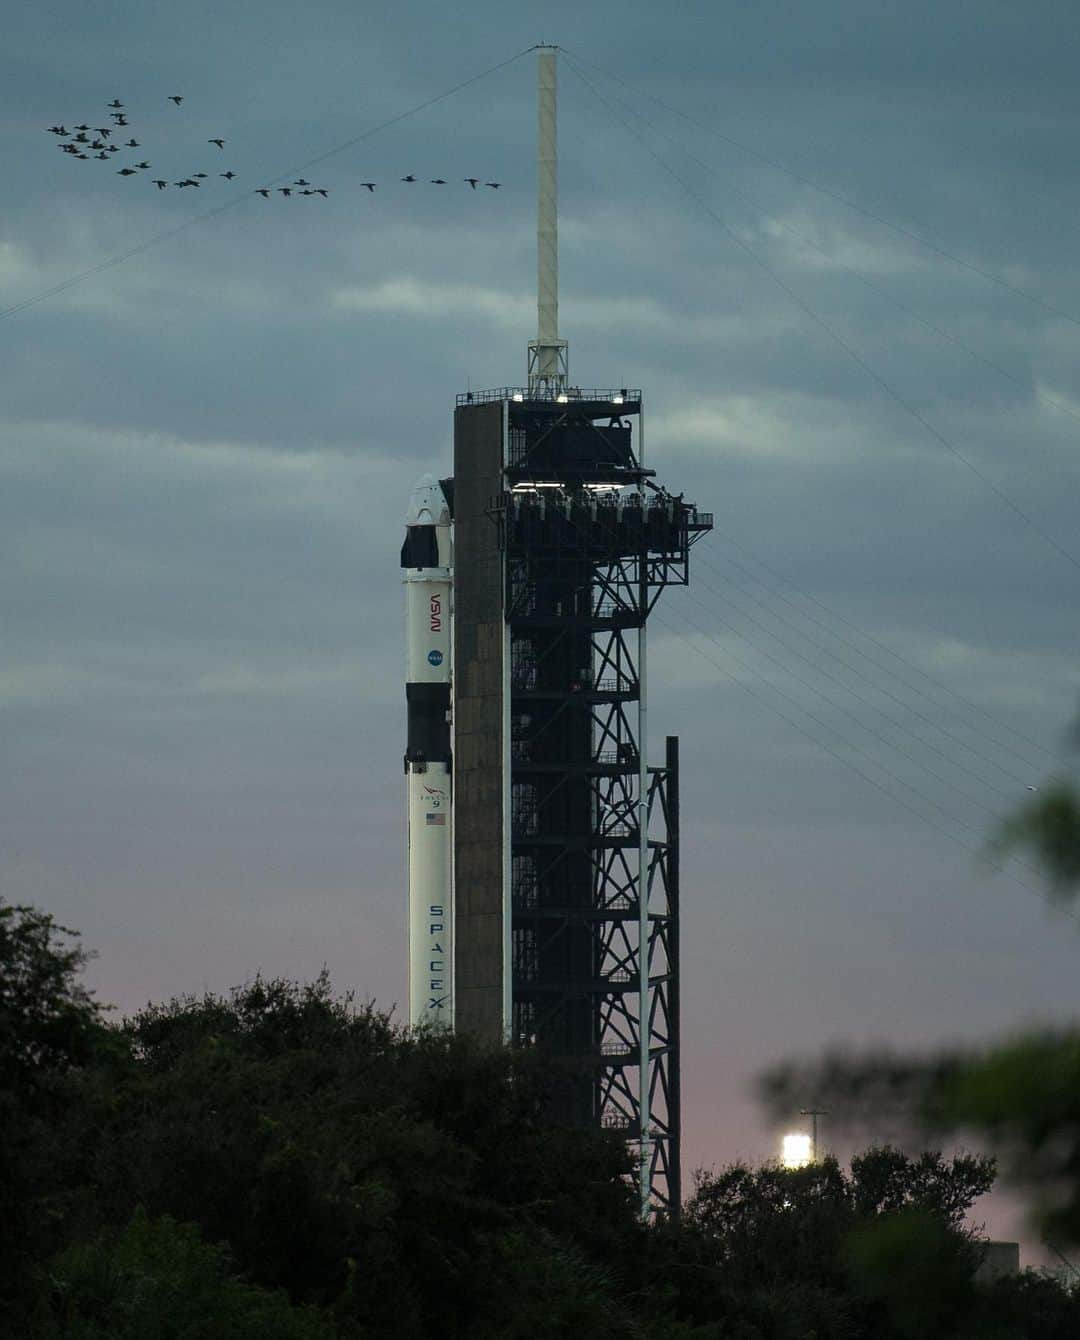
{"left": 528, "top": 46, "right": 567, "bottom": 394}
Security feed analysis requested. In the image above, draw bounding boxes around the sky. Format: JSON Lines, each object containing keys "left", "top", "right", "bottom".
{"left": 4, "top": 0, "right": 1080, "bottom": 1249}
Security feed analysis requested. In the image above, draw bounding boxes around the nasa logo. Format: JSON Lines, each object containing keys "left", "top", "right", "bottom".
{"left": 429, "top": 593, "right": 442, "bottom": 632}
{"left": 428, "top": 649, "right": 443, "bottom": 667}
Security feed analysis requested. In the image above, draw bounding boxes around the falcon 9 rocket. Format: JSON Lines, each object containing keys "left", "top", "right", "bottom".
{"left": 402, "top": 474, "right": 453, "bottom": 1028}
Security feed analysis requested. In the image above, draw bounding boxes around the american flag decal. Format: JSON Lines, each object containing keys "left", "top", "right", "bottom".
{"left": 426, "top": 812, "right": 446, "bottom": 826}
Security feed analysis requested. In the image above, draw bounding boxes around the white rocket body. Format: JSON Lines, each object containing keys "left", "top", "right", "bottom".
{"left": 402, "top": 475, "right": 453, "bottom": 1028}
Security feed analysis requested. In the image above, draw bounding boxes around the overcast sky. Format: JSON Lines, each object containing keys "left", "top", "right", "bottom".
{"left": 4, "top": 1, "right": 1080, "bottom": 1244}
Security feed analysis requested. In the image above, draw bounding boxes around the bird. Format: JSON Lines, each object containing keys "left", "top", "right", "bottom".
{"left": 117, "top": 167, "right": 137, "bottom": 176}
{"left": 300, "top": 188, "right": 315, "bottom": 195}
{"left": 209, "top": 138, "right": 225, "bottom": 149}
{"left": 107, "top": 99, "right": 123, "bottom": 108}
{"left": 430, "top": 178, "right": 446, "bottom": 184}
{"left": 174, "top": 178, "right": 198, "bottom": 187}
{"left": 315, "top": 188, "right": 328, "bottom": 197}
{"left": 135, "top": 161, "right": 150, "bottom": 169}
{"left": 464, "top": 177, "right": 479, "bottom": 188}
{"left": 278, "top": 187, "right": 292, "bottom": 197}
{"left": 73, "top": 124, "right": 89, "bottom": 131}
{"left": 401, "top": 174, "right": 416, "bottom": 183}
{"left": 192, "top": 172, "right": 208, "bottom": 179}
{"left": 59, "top": 144, "right": 80, "bottom": 154}
{"left": 90, "top": 140, "right": 105, "bottom": 150}
{"left": 361, "top": 181, "right": 376, "bottom": 192}
{"left": 485, "top": 181, "right": 501, "bottom": 189}
{"left": 1027, "top": 785, "right": 1040, "bottom": 792}
{"left": 47, "top": 124, "right": 67, "bottom": 135}
{"left": 75, "top": 152, "right": 89, "bottom": 160}
{"left": 152, "top": 179, "right": 167, "bottom": 189}
{"left": 220, "top": 170, "right": 236, "bottom": 180}
{"left": 108, "top": 145, "right": 120, "bottom": 153}
{"left": 111, "top": 114, "right": 128, "bottom": 124}
{"left": 94, "top": 127, "right": 111, "bottom": 138}
{"left": 294, "top": 178, "right": 310, "bottom": 186}
{"left": 73, "top": 132, "right": 89, "bottom": 143}
{"left": 168, "top": 95, "right": 183, "bottom": 105}
{"left": 255, "top": 188, "right": 271, "bottom": 198}
{"left": 95, "top": 151, "right": 109, "bottom": 160}
{"left": 124, "top": 138, "right": 140, "bottom": 147}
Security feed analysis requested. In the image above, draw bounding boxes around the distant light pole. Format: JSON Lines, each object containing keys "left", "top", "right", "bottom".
{"left": 800, "top": 1108, "right": 828, "bottom": 1162}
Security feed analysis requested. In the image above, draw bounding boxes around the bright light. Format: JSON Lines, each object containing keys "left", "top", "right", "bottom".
{"left": 612, "top": 395, "right": 624, "bottom": 405}
{"left": 781, "top": 1133, "right": 812, "bottom": 1169}
{"left": 512, "top": 392, "right": 524, "bottom": 402}
{"left": 556, "top": 393, "right": 569, "bottom": 403}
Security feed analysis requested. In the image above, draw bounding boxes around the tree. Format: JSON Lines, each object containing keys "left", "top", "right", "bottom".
{"left": 0, "top": 901, "right": 111, "bottom": 1315}
{"left": 39, "top": 1208, "right": 334, "bottom": 1340}
{"left": 759, "top": 729, "right": 1080, "bottom": 1249}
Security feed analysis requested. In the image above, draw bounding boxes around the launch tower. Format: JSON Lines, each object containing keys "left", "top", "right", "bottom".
{"left": 404, "top": 47, "right": 710, "bottom": 1216}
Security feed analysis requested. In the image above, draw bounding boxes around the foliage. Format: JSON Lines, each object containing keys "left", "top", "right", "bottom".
{"left": 0, "top": 901, "right": 112, "bottom": 1314}
{"left": 38, "top": 1207, "right": 333, "bottom": 1339}
{"left": 989, "top": 780, "right": 1080, "bottom": 900}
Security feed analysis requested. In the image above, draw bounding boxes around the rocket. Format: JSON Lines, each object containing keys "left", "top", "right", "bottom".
{"left": 402, "top": 474, "right": 453, "bottom": 1029}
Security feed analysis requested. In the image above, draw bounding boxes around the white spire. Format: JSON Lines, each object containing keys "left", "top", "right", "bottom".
{"left": 528, "top": 45, "right": 567, "bottom": 394}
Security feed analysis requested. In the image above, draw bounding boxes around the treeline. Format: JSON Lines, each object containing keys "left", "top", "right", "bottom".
{"left": 4, "top": 900, "right": 1080, "bottom": 1339}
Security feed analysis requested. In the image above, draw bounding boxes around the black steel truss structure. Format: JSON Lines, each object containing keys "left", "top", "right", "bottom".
{"left": 491, "top": 437, "right": 711, "bottom": 1215}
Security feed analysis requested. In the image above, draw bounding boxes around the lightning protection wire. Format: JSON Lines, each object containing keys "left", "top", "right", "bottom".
{"left": 562, "top": 52, "right": 1080, "bottom": 578}
{"left": 674, "top": 580, "right": 1017, "bottom": 826}
{"left": 0, "top": 46, "right": 535, "bottom": 323}
{"left": 708, "top": 526, "right": 1061, "bottom": 771}
{"left": 650, "top": 600, "right": 1069, "bottom": 915}
{"left": 564, "top": 58, "right": 1080, "bottom": 438}
{"left": 686, "top": 555, "right": 1035, "bottom": 796}
{"left": 561, "top": 45, "right": 1080, "bottom": 333}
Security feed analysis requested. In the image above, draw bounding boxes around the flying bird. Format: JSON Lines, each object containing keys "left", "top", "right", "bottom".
{"left": 294, "top": 178, "right": 310, "bottom": 186}
{"left": 485, "top": 181, "right": 501, "bottom": 189}
{"left": 209, "top": 138, "right": 225, "bottom": 149}
{"left": 255, "top": 188, "right": 271, "bottom": 197}
{"left": 315, "top": 188, "right": 328, "bottom": 197}
{"left": 90, "top": 140, "right": 105, "bottom": 150}
{"left": 73, "top": 124, "right": 89, "bottom": 131}
{"left": 108, "top": 145, "right": 120, "bottom": 153}
{"left": 124, "top": 139, "right": 140, "bottom": 147}
{"left": 47, "top": 125, "right": 68, "bottom": 135}
{"left": 152, "top": 179, "right": 167, "bottom": 189}
{"left": 401, "top": 174, "right": 416, "bottom": 182}
{"left": 430, "top": 178, "right": 446, "bottom": 184}
{"left": 117, "top": 167, "right": 137, "bottom": 176}
{"left": 464, "top": 177, "right": 478, "bottom": 188}
{"left": 300, "top": 188, "right": 315, "bottom": 195}
{"left": 361, "top": 181, "right": 376, "bottom": 192}
{"left": 192, "top": 172, "right": 208, "bottom": 178}
{"left": 94, "top": 128, "right": 111, "bottom": 138}
{"left": 95, "top": 151, "right": 109, "bottom": 160}
{"left": 73, "top": 132, "right": 89, "bottom": 143}
{"left": 107, "top": 99, "right": 124, "bottom": 108}
{"left": 220, "top": 170, "right": 236, "bottom": 179}
{"left": 278, "top": 187, "right": 292, "bottom": 197}
{"left": 174, "top": 178, "right": 199, "bottom": 187}
{"left": 135, "top": 161, "right": 150, "bottom": 169}
{"left": 111, "top": 114, "right": 128, "bottom": 124}
{"left": 168, "top": 95, "right": 183, "bottom": 105}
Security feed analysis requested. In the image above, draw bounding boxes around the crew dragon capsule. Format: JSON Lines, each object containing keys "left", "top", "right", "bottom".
{"left": 402, "top": 475, "right": 453, "bottom": 1029}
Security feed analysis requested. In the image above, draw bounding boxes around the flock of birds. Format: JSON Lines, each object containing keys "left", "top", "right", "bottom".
{"left": 45, "top": 96, "right": 502, "bottom": 200}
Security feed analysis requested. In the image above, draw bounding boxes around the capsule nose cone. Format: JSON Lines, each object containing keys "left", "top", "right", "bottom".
{"left": 405, "top": 474, "right": 450, "bottom": 527}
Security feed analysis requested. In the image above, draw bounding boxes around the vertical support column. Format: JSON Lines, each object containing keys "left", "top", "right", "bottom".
{"left": 666, "top": 734, "right": 682, "bottom": 1216}
{"left": 637, "top": 527, "right": 651, "bottom": 1219}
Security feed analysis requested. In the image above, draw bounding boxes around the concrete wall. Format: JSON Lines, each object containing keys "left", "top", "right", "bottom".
{"left": 453, "top": 402, "right": 505, "bottom": 1043}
